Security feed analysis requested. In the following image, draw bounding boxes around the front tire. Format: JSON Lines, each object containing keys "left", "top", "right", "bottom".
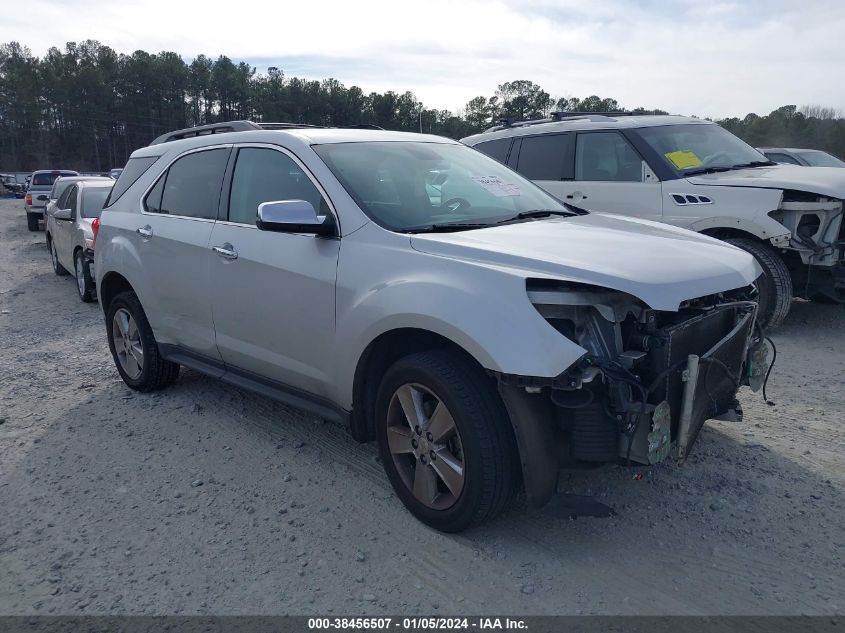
{"left": 725, "top": 237, "right": 793, "bottom": 330}
{"left": 27, "top": 213, "right": 40, "bottom": 231}
{"left": 49, "top": 238, "right": 69, "bottom": 276}
{"left": 74, "top": 251, "right": 96, "bottom": 303}
{"left": 106, "top": 290, "right": 180, "bottom": 392}
{"left": 375, "top": 350, "right": 520, "bottom": 532}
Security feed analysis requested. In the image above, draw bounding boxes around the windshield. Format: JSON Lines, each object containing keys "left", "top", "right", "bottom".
{"left": 313, "top": 141, "right": 570, "bottom": 231}
{"left": 635, "top": 124, "right": 769, "bottom": 175}
{"left": 795, "top": 150, "right": 845, "bottom": 168}
{"left": 81, "top": 188, "right": 111, "bottom": 218}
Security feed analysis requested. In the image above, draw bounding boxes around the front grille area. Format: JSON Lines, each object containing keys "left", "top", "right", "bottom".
{"left": 641, "top": 304, "right": 754, "bottom": 445}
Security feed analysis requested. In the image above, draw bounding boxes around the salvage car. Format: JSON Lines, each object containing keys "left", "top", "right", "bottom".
{"left": 463, "top": 114, "right": 845, "bottom": 327}
{"left": 46, "top": 180, "right": 112, "bottom": 302}
{"left": 44, "top": 175, "right": 112, "bottom": 227}
{"left": 25, "top": 169, "right": 79, "bottom": 230}
{"left": 95, "top": 121, "right": 769, "bottom": 531}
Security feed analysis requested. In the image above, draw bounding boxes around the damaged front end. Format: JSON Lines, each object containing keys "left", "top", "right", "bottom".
{"left": 496, "top": 280, "right": 769, "bottom": 508}
{"left": 771, "top": 191, "right": 845, "bottom": 301}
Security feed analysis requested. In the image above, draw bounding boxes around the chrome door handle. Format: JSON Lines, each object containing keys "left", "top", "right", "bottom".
{"left": 136, "top": 225, "right": 153, "bottom": 238}
{"left": 212, "top": 243, "right": 238, "bottom": 260}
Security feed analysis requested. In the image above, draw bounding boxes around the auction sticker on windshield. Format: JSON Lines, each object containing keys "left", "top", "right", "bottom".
{"left": 664, "top": 150, "right": 703, "bottom": 170}
{"left": 472, "top": 175, "right": 521, "bottom": 197}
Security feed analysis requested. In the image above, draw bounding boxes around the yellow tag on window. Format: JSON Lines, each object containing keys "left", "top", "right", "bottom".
{"left": 664, "top": 150, "right": 702, "bottom": 169}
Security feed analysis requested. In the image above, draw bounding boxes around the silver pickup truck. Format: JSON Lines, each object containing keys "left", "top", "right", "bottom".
{"left": 25, "top": 170, "right": 79, "bottom": 231}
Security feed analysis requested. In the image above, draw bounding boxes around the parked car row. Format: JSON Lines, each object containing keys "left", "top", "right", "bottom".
{"left": 462, "top": 114, "right": 845, "bottom": 327}
{"left": 82, "top": 120, "right": 776, "bottom": 531}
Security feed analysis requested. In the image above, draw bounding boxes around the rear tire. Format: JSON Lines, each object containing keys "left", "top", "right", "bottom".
{"left": 725, "top": 237, "right": 792, "bottom": 330}
{"left": 106, "top": 290, "right": 180, "bottom": 392}
{"left": 27, "top": 213, "right": 40, "bottom": 231}
{"left": 74, "top": 251, "right": 96, "bottom": 303}
{"left": 375, "top": 350, "right": 520, "bottom": 532}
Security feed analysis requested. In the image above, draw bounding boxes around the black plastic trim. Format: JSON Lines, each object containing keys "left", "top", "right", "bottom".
{"left": 158, "top": 344, "right": 350, "bottom": 425}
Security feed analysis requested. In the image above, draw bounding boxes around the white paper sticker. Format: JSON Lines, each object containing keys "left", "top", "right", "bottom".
{"left": 471, "top": 175, "right": 521, "bottom": 197}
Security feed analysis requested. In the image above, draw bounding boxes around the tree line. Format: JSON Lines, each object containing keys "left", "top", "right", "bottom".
{"left": 1, "top": 40, "right": 844, "bottom": 172}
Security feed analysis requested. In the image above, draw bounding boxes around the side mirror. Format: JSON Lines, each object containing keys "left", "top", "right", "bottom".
{"left": 54, "top": 209, "right": 72, "bottom": 221}
{"left": 256, "top": 200, "right": 336, "bottom": 236}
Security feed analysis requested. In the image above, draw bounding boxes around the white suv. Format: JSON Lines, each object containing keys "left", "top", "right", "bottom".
{"left": 463, "top": 114, "right": 845, "bottom": 328}
{"left": 96, "top": 121, "right": 767, "bottom": 531}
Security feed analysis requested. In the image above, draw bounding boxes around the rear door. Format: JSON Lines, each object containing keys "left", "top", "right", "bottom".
{"left": 508, "top": 133, "right": 574, "bottom": 204}
{"left": 208, "top": 144, "right": 340, "bottom": 398}
{"left": 137, "top": 146, "right": 230, "bottom": 361}
{"left": 565, "top": 131, "right": 663, "bottom": 222}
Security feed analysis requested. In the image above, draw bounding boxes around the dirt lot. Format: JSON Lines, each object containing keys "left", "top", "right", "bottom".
{"left": 0, "top": 196, "right": 843, "bottom": 616}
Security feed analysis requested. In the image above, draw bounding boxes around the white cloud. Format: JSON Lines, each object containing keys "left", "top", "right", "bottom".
{"left": 2, "top": 0, "right": 844, "bottom": 118}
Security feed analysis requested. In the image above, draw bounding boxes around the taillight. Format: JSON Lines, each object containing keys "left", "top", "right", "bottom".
{"left": 91, "top": 218, "right": 100, "bottom": 248}
{"left": 25, "top": 193, "right": 32, "bottom": 205}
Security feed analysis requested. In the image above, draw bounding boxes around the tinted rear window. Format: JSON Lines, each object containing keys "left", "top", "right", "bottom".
{"left": 81, "top": 188, "right": 112, "bottom": 218}
{"left": 32, "top": 172, "right": 76, "bottom": 186}
{"left": 104, "top": 156, "right": 160, "bottom": 207}
{"left": 474, "top": 138, "right": 511, "bottom": 163}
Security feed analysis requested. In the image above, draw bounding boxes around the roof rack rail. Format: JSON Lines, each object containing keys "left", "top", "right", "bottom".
{"left": 150, "top": 121, "right": 261, "bottom": 145}
{"left": 551, "top": 111, "right": 634, "bottom": 119}
{"left": 150, "top": 120, "right": 387, "bottom": 145}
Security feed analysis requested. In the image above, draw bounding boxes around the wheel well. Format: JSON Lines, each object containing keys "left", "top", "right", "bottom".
{"left": 99, "top": 272, "right": 134, "bottom": 311}
{"left": 349, "top": 328, "right": 488, "bottom": 442}
{"left": 700, "top": 227, "right": 763, "bottom": 242}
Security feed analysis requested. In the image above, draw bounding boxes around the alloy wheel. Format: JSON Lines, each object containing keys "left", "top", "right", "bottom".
{"left": 112, "top": 308, "right": 144, "bottom": 379}
{"left": 386, "top": 383, "right": 465, "bottom": 510}
{"left": 51, "top": 242, "right": 58, "bottom": 270}
{"left": 75, "top": 256, "right": 85, "bottom": 297}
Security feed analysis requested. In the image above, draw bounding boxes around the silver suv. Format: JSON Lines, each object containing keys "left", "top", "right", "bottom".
{"left": 96, "top": 121, "right": 768, "bottom": 531}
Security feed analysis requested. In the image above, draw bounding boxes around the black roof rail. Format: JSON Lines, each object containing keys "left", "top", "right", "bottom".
{"left": 345, "top": 124, "right": 385, "bottom": 130}
{"left": 256, "top": 122, "right": 324, "bottom": 130}
{"left": 150, "top": 121, "right": 261, "bottom": 145}
{"left": 551, "top": 111, "right": 634, "bottom": 120}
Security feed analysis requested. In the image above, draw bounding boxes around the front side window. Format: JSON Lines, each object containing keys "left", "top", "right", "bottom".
{"left": 517, "top": 134, "right": 571, "bottom": 181}
{"left": 575, "top": 132, "right": 643, "bottom": 182}
{"left": 313, "top": 141, "right": 572, "bottom": 232}
{"left": 67, "top": 186, "right": 78, "bottom": 217}
{"left": 81, "top": 188, "right": 111, "bottom": 218}
{"left": 635, "top": 124, "right": 769, "bottom": 176}
{"left": 150, "top": 149, "right": 229, "bottom": 219}
{"left": 228, "top": 148, "right": 325, "bottom": 225}
{"left": 56, "top": 184, "right": 74, "bottom": 209}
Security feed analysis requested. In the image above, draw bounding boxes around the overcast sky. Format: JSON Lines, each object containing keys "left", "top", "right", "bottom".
{"left": 3, "top": 0, "right": 844, "bottom": 119}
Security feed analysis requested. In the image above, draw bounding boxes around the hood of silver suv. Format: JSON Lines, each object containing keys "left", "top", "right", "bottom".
{"left": 686, "top": 164, "right": 845, "bottom": 198}
{"left": 410, "top": 212, "right": 761, "bottom": 311}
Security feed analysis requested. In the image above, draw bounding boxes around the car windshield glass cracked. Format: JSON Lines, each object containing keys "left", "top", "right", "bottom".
{"left": 313, "top": 141, "right": 568, "bottom": 231}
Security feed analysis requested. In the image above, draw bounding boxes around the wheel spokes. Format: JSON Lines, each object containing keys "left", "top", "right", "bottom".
{"left": 387, "top": 426, "right": 415, "bottom": 455}
{"left": 412, "top": 463, "right": 439, "bottom": 505}
{"left": 425, "top": 402, "right": 456, "bottom": 443}
{"left": 396, "top": 384, "right": 424, "bottom": 430}
{"left": 431, "top": 448, "right": 464, "bottom": 497}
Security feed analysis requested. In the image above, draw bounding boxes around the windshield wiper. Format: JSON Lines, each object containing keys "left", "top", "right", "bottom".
{"left": 402, "top": 222, "right": 493, "bottom": 233}
{"left": 685, "top": 160, "right": 776, "bottom": 176}
{"left": 497, "top": 207, "right": 584, "bottom": 225}
{"left": 728, "top": 160, "right": 777, "bottom": 169}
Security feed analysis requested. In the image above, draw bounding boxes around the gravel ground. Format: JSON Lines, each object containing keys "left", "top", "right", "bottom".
{"left": 0, "top": 197, "right": 843, "bottom": 616}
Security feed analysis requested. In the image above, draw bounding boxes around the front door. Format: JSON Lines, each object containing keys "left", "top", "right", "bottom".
{"left": 209, "top": 145, "right": 340, "bottom": 398}
{"left": 544, "top": 130, "right": 663, "bottom": 223}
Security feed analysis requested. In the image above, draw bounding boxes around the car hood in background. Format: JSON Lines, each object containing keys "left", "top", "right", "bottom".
{"left": 410, "top": 213, "right": 760, "bottom": 311}
{"left": 686, "top": 164, "right": 845, "bottom": 198}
